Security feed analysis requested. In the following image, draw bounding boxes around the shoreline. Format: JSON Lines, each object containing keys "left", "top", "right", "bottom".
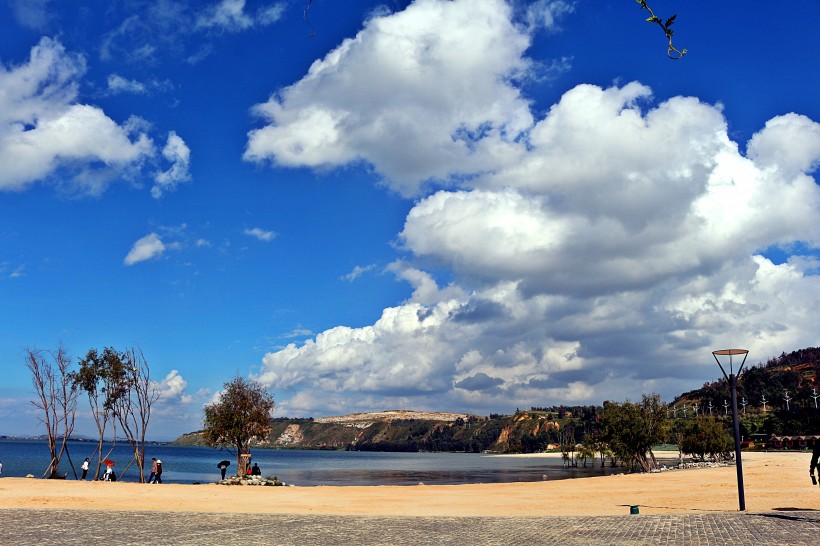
{"left": 0, "top": 451, "right": 817, "bottom": 516}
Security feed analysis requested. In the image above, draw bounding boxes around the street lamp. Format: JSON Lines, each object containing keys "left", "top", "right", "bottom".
{"left": 712, "top": 348, "right": 748, "bottom": 512}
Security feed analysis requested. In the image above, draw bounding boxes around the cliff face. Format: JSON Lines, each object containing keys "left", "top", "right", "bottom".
{"left": 492, "top": 412, "right": 559, "bottom": 453}
{"left": 172, "top": 410, "right": 560, "bottom": 453}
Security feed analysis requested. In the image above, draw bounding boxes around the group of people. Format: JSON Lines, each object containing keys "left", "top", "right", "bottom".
{"left": 147, "top": 457, "right": 163, "bottom": 483}
{"left": 217, "top": 457, "right": 261, "bottom": 480}
{"left": 76, "top": 456, "right": 162, "bottom": 483}
{"left": 79, "top": 457, "right": 118, "bottom": 482}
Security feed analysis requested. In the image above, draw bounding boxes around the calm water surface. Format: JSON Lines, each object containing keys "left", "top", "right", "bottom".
{"left": 0, "top": 439, "right": 619, "bottom": 485}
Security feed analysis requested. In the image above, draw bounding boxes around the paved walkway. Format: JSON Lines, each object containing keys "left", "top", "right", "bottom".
{"left": 3, "top": 508, "right": 820, "bottom": 545}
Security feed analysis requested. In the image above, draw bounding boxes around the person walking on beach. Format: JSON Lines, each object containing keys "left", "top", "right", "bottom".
{"left": 810, "top": 442, "right": 820, "bottom": 486}
{"left": 154, "top": 459, "right": 163, "bottom": 484}
{"left": 218, "top": 461, "right": 228, "bottom": 480}
{"left": 147, "top": 458, "right": 157, "bottom": 484}
{"left": 81, "top": 458, "right": 90, "bottom": 481}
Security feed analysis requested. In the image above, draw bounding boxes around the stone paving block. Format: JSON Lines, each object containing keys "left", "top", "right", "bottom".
{"left": 2, "top": 509, "right": 819, "bottom": 545}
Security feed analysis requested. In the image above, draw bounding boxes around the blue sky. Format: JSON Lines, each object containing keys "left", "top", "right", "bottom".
{"left": 1, "top": 0, "right": 819, "bottom": 440}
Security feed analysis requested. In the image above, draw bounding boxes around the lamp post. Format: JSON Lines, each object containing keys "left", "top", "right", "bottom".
{"left": 712, "top": 349, "right": 748, "bottom": 512}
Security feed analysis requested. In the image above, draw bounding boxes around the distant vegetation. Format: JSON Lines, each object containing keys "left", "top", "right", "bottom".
{"left": 174, "top": 347, "right": 820, "bottom": 472}
{"left": 673, "top": 347, "right": 820, "bottom": 437}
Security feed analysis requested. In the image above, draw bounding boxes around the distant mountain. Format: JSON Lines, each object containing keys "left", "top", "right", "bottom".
{"left": 0, "top": 433, "right": 97, "bottom": 441}
{"left": 172, "top": 410, "right": 564, "bottom": 453}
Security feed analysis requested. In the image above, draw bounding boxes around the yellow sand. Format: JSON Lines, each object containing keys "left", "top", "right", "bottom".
{"left": 0, "top": 451, "right": 816, "bottom": 516}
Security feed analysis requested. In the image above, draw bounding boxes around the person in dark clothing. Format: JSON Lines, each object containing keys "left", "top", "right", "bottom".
{"left": 810, "top": 443, "right": 820, "bottom": 485}
{"left": 251, "top": 463, "right": 261, "bottom": 476}
{"left": 218, "top": 461, "right": 228, "bottom": 480}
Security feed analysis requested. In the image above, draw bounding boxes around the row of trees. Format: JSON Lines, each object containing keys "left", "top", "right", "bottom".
{"left": 26, "top": 345, "right": 158, "bottom": 481}
{"left": 573, "top": 394, "right": 732, "bottom": 472}
{"left": 28, "top": 345, "right": 276, "bottom": 481}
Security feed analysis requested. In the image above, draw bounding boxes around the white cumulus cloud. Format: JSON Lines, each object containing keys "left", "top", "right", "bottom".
{"left": 153, "top": 370, "right": 193, "bottom": 404}
{"left": 244, "top": 227, "right": 277, "bottom": 241}
{"left": 124, "top": 233, "right": 166, "bottom": 265}
{"left": 152, "top": 131, "right": 192, "bottom": 198}
{"left": 244, "top": 0, "right": 536, "bottom": 197}
{"left": 107, "top": 74, "right": 148, "bottom": 95}
{"left": 0, "top": 37, "right": 188, "bottom": 196}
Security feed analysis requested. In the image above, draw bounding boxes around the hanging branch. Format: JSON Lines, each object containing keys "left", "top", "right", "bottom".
{"left": 636, "top": 0, "right": 687, "bottom": 59}
{"left": 304, "top": 0, "right": 316, "bottom": 38}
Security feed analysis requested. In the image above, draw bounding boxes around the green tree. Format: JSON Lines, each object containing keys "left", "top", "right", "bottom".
{"left": 203, "top": 376, "right": 275, "bottom": 475}
{"left": 72, "top": 347, "right": 123, "bottom": 480}
{"left": 70, "top": 346, "right": 157, "bottom": 482}
{"left": 681, "top": 416, "right": 731, "bottom": 461}
{"left": 600, "top": 394, "right": 668, "bottom": 472}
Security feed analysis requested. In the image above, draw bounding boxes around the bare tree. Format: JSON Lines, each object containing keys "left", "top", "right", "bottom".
{"left": 109, "top": 348, "right": 159, "bottom": 483}
{"left": 559, "top": 424, "right": 577, "bottom": 468}
{"left": 26, "top": 345, "right": 79, "bottom": 479}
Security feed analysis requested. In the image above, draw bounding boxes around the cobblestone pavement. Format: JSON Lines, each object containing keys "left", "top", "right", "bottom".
{"left": 3, "top": 509, "right": 820, "bottom": 545}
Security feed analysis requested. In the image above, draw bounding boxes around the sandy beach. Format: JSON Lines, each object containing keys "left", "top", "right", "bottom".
{"left": 0, "top": 451, "right": 817, "bottom": 517}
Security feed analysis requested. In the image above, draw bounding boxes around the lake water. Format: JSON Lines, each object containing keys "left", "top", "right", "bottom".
{"left": 0, "top": 439, "right": 619, "bottom": 486}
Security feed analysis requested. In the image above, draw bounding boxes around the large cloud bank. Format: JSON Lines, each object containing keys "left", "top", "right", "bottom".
{"left": 248, "top": 0, "right": 820, "bottom": 415}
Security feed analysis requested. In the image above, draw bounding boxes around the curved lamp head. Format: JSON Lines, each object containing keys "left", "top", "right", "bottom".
{"left": 712, "top": 349, "right": 749, "bottom": 380}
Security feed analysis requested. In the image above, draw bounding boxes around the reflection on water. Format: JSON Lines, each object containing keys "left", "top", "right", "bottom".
{"left": 280, "top": 466, "right": 615, "bottom": 486}
{"left": 0, "top": 439, "right": 621, "bottom": 486}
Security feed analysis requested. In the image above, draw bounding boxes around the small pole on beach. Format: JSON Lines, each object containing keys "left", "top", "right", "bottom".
{"left": 712, "top": 349, "right": 748, "bottom": 512}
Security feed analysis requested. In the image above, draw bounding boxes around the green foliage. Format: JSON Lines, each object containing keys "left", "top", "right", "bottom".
{"left": 73, "top": 347, "right": 129, "bottom": 409}
{"left": 636, "top": 0, "right": 687, "bottom": 59}
{"left": 600, "top": 394, "right": 669, "bottom": 472}
{"left": 203, "top": 376, "right": 275, "bottom": 475}
{"left": 680, "top": 416, "right": 731, "bottom": 461}
{"left": 673, "top": 347, "right": 820, "bottom": 435}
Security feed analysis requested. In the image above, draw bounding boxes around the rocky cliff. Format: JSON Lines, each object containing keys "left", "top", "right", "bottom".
{"left": 173, "top": 410, "right": 561, "bottom": 453}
